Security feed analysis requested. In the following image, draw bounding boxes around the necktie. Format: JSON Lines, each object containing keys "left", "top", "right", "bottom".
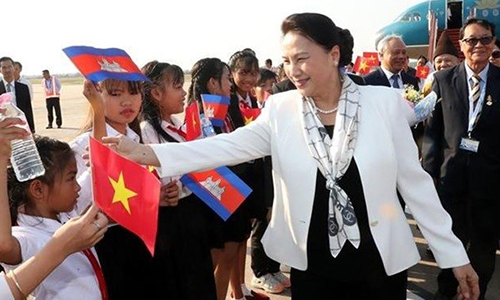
{"left": 391, "top": 74, "right": 400, "bottom": 88}
{"left": 239, "top": 99, "right": 251, "bottom": 109}
{"left": 82, "top": 249, "right": 109, "bottom": 300}
{"left": 166, "top": 124, "right": 187, "bottom": 140}
{"left": 471, "top": 74, "right": 481, "bottom": 110}
{"left": 6, "top": 83, "right": 12, "bottom": 92}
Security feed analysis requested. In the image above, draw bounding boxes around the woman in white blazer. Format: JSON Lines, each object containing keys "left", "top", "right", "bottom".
{"left": 104, "top": 13, "right": 479, "bottom": 300}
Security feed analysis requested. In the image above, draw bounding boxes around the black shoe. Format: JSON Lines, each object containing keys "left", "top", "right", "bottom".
{"left": 46, "top": 125, "right": 53, "bottom": 129}
{"left": 57, "top": 125, "right": 61, "bottom": 129}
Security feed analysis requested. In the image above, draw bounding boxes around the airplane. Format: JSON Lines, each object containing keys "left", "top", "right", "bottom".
{"left": 375, "top": 0, "right": 500, "bottom": 58}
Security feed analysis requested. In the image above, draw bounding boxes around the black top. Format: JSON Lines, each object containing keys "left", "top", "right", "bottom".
{"left": 306, "top": 125, "right": 386, "bottom": 281}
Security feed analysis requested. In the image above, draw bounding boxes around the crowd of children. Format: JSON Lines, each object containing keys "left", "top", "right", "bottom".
{"left": 0, "top": 48, "right": 288, "bottom": 300}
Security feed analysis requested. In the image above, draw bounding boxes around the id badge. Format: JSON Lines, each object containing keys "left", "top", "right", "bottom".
{"left": 459, "top": 138, "right": 480, "bottom": 153}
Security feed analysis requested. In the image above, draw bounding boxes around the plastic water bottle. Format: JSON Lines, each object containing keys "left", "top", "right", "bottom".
{"left": 0, "top": 93, "right": 45, "bottom": 182}
{"left": 200, "top": 113, "right": 216, "bottom": 138}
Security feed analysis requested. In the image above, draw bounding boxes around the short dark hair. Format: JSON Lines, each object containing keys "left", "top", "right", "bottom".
{"left": 459, "top": 18, "right": 496, "bottom": 40}
{"left": 265, "top": 59, "right": 272, "bottom": 65}
{"left": 42, "top": 69, "right": 50, "bottom": 74}
{"left": 417, "top": 55, "right": 428, "bottom": 63}
{"left": 0, "top": 57, "right": 14, "bottom": 65}
{"left": 281, "top": 13, "right": 354, "bottom": 67}
{"left": 258, "top": 68, "right": 277, "bottom": 86}
{"left": 13, "top": 61, "right": 22, "bottom": 69}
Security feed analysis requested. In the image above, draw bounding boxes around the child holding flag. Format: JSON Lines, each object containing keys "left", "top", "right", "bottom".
{"left": 0, "top": 128, "right": 108, "bottom": 300}
{"left": 139, "top": 60, "right": 217, "bottom": 299}
{"left": 188, "top": 57, "right": 247, "bottom": 300}
{"left": 70, "top": 79, "right": 153, "bottom": 299}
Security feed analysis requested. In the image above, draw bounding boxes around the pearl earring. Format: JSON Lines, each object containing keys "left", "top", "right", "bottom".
{"left": 333, "top": 61, "right": 339, "bottom": 67}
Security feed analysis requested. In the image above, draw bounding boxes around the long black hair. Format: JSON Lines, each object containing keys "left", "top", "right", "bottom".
{"left": 140, "top": 60, "right": 184, "bottom": 143}
{"left": 187, "top": 58, "right": 229, "bottom": 113}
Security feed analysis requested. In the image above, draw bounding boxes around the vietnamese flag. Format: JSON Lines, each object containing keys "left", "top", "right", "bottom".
{"left": 90, "top": 137, "right": 160, "bottom": 256}
{"left": 363, "top": 52, "right": 380, "bottom": 67}
{"left": 62, "top": 46, "right": 149, "bottom": 82}
{"left": 180, "top": 166, "right": 252, "bottom": 221}
{"left": 416, "top": 65, "right": 430, "bottom": 79}
{"left": 240, "top": 107, "right": 261, "bottom": 125}
{"left": 185, "top": 101, "right": 202, "bottom": 141}
{"left": 201, "top": 94, "right": 230, "bottom": 127}
{"left": 353, "top": 56, "right": 371, "bottom": 75}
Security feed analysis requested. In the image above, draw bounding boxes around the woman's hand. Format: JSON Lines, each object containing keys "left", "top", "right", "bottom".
{"left": 159, "top": 180, "right": 180, "bottom": 207}
{"left": 51, "top": 203, "right": 108, "bottom": 256}
{"left": 82, "top": 79, "right": 104, "bottom": 112}
{"left": 0, "top": 115, "right": 30, "bottom": 160}
{"left": 453, "top": 264, "right": 480, "bottom": 300}
{"left": 101, "top": 135, "right": 160, "bottom": 166}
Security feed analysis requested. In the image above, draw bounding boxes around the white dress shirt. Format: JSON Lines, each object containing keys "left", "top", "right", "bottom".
{"left": 2, "top": 79, "right": 17, "bottom": 106}
{"left": 0, "top": 214, "right": 101, "bottom": 300}
{"left": 464, "top": 63, "right": 489, "bottom": 126}
{"left": 381, "top": 66, "right": 404, "bottom": 89}
{"left": 140, "top": 117, "right": 192, "bottom": 198}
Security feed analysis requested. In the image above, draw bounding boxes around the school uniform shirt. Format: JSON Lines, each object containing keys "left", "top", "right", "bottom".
{"left": 70, "top": 123, "right": 141, "bottom": 179}
{"left": 0, "top": 214, "right": 101, "bottom": 300}
{"left": 0, "top": 272, "right": 15, "bottom": 300}
{"left": 140, "top": 117, "right": 191, "bottom": 199}
{"left": 70, "top": 123, "right": 141, "bottom": 212}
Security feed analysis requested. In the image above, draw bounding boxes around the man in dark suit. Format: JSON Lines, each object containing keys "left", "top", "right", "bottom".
{"left": 422, "top": 18, "right": 499, "bottom": 300}
{"left": 0, "top": 57, "right": 35, "bottom": 132}
{"left": 363, "top": 35, "right": 420, "bottom": 90}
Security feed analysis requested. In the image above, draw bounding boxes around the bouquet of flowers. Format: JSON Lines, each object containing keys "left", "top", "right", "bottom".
{"left": 403, "top": 84, "right": 423, "bottom": 107}
{"left": 402, "top": 84, "right": 439, "bottom": 125}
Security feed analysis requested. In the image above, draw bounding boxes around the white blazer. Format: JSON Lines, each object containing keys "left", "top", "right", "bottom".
{"left": 150, "top": 86, "right": 469, "bottom": 276}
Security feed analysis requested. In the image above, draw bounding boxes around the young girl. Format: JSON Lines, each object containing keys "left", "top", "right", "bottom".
{"left": 139, "top": 60, "right": 217, "bottom": 299}
{"left": 70, "top": 79, "right": 153, "bottom": 299}
{"left": 227, "top": 49, "right": 285, "bottom": 299}
{"left": 0, "top": 126, "right": 108, "bottom": 300}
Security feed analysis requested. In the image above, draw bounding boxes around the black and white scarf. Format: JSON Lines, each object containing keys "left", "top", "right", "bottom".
{"left": 302, "top": 76, "right": 361, "bottom": 257}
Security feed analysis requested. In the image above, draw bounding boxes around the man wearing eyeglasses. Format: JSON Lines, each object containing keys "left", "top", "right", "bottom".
{"left": 489, "top": 39, "right": 500, "bottom": 67}
{"left": 423, "top": 18, "right": 499, "bottom": 300}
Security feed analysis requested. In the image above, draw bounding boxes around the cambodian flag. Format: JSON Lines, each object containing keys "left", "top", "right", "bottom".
{"left": 180, "top": 166, "right": 252, "bottom": 221}
{"left": 62, "top": 46, "right": 149, "bottom": 82}
{"left": 201, "top": 94, "right": 230, "bottom": 127}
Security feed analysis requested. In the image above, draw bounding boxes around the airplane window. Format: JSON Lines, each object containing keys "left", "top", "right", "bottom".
{"left": 413, "top": 13, "right": 421, "bottom": 22}
{"left": 399, "top": 13, "right": 412, "bottom": 22}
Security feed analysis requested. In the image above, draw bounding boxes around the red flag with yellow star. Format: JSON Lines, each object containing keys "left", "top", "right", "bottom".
{"left": 416, "top": 65, "right": 430, "bottom": 79}
{"left": 89, "top": 137, "right": 160, "bottom": 256}
{"left": 353, "top": 56, "right": 371, "bottom": 75}
{"left": 185, "top": 101, "right": 202, "bottom": 141}
{"left": 239, "top": 107, "right": 261, "bottom": 125}
{"left": 362, "top": 52, "right": 380, "bottom": 67}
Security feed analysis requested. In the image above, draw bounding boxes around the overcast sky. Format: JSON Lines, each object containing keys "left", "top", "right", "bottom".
{"left": 5, "top": 0, "right": 423, "bottom": 75}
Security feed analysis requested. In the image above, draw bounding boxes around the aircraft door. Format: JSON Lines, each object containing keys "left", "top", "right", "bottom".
{"left": 447, "top": 1, "right": 463, "bottom": 29}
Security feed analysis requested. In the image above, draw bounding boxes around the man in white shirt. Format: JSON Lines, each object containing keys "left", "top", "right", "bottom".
{"left": 13, "top": 61, "right": 33, "bottom": 101}
{"left": 363, "top": 35, "right": 420, "bottom": 89}
{"left": 42, "top": 69, "right": 62, "bottom": 129}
